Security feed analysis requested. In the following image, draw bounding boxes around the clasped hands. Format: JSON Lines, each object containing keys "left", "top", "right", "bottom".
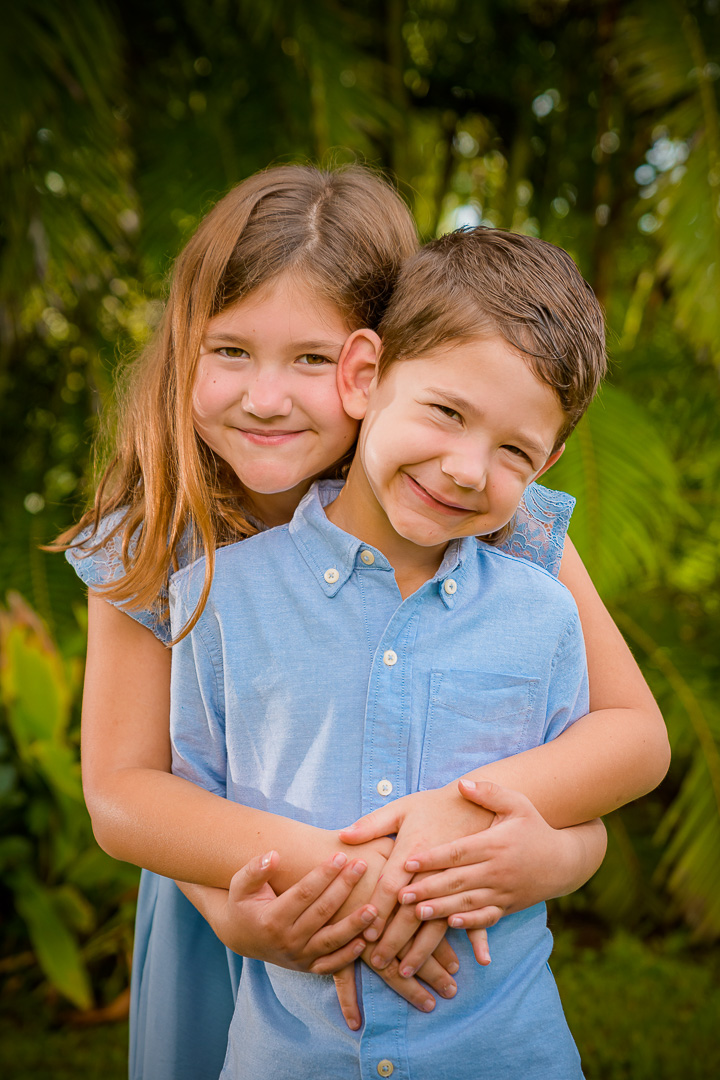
{"left": 213, "top": 780, "right": 564, "bottom": 1030}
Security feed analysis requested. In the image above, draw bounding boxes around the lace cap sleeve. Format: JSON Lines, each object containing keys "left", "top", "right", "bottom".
{"left": 495, "top": 482, "right": 575, "bottom": 578}
{"left": 65, "top": 510, "right": 173, "bottom": 644}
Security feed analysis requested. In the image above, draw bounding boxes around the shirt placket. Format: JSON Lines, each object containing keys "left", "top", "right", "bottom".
{"left": 359, "top": 598, "right": 420, "bottom": 1080}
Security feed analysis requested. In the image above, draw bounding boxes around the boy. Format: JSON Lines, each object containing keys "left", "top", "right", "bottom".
{"left": 170, "top": 227, "right": 606, "bottom": 1079}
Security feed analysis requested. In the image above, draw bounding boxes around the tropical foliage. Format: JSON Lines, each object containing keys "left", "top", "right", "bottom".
{"left": 1, "top": 0, "right": 719, "bottom": 1015}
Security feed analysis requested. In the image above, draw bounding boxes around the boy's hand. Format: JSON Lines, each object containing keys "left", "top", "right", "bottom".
{"left": 339, "top": 784, "right": 494, "bottom": 935}
{"left": 333, "top": 934, "right": 460, "bottom": 1030}
{"left": 212, "top": 850, "right": 378, "bottom": 971}
{"left": 398, "top": 779, "right": 603, "bottom": 924}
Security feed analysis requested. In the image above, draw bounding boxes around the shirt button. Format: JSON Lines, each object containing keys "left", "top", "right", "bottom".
{"left": 324, "top": 568, "right": 340, "bottom": 584}
{"left": 376, "top": 779, "right": 393, "bottom": 797}
{"left": 360, "top": 549, "right": 375, "bottom": 565}
{"left": 383, "top": 649, "right": 398, "bottom": 667}
{"left": 443, "top": 578, "right": 457, "bottom": 595}
{"left": 377, "top": 1061, "right": 394, "bottom": 1077}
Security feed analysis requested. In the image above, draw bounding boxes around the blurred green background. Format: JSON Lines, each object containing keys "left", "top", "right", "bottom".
{"left": 1, "top": 1, "right": 719, "bottom": 1076}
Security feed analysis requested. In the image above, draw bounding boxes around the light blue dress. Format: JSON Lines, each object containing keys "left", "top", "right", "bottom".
{"left": 66, "top": 482, "right": 574, "bottom": 1080}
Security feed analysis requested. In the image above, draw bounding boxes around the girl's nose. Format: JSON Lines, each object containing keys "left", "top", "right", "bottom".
{"left": 242, "top": 372, "right": 293, "bottom": 418}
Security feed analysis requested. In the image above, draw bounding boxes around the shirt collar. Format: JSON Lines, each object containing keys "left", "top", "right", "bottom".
{"left": 289, "top": 480, "right": 476, "bottom": 605}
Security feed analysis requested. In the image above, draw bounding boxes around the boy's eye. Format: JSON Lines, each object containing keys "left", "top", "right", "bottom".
{"left": 504, "top": 444, "right": 532, "bottom": 464}
{"left": 217, "top": 346, "right": 249, "bottom": 359}
{"left": 433, "top": 404, "right": 463, "bottom": 423}
{"left": 297, "top": 353, "right": 333, "bottom": 366}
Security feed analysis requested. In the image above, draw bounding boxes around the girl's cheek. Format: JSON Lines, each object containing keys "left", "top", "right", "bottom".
{"left": 192, "top": 365, "right": 238, "bottom": 420}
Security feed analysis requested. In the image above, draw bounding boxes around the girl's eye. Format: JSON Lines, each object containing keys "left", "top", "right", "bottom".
{"left": 217, "top": 346, "right": 249, "bottom": 359}
{"left": 297, "top": 353, "right": 333, "bottom": 366}
{"left": 433, "top": 404, "right": 463, "bottom": 423}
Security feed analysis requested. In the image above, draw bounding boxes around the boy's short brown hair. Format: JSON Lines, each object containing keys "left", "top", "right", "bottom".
{"left": 377, "top": 227, "right": 606, "bottom": 449}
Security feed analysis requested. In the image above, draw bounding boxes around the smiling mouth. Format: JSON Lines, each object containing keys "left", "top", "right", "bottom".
{"left": 234, "top": 428, "right": 306, "bottom": 444}
{"left": 403, "top": 473, "right": 474, "bottom": 515}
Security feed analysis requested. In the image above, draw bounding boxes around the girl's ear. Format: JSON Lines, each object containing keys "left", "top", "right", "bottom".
{"left": 534, "top": 443, "right": 565, "bottom": 481}
{"left": 337, "top": 330, "right": 382, "bottom": 420}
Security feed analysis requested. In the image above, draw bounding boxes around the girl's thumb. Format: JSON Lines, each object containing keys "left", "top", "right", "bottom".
{"left": 228, "top": 850, "right": 277, "bottom": 900}
{"left": 457, "top": 779, "right": 529, "bottom": 818}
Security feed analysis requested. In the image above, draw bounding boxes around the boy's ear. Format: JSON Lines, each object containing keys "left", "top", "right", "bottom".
{"left": 337, "top": 329, "right": 383, "bottom": 420}
{"left": 534, "top": 442, "right": 565, "bottom": 481}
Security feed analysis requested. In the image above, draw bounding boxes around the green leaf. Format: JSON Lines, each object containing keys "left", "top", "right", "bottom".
{"left": 9, "top": 869, "right": 93, "bottom": 1009}
{"left": 547, "top": 384, "right": 686, "bottom": 599}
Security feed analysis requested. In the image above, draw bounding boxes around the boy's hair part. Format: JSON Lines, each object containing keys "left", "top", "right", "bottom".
{"left": 377, "top": 227, "right": 607, "bottom": 450}
{"left": 52, "top": 163, "right": 418, "bottom": 640}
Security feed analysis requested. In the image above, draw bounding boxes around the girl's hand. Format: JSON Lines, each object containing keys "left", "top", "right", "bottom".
{"left": 209, "top": 850, "right": 378, "bottom": 971}
{"left": 399, "top": 779, "right": 607, "bottom": 926}
{"left": 359, "top": 875, "right": 493, "bottom": 971}
{"left": 339, "top": 785, "right": 493, "bottom": 937}
{"left": 333, "top": 934, "right": 460, "bottom": 1031}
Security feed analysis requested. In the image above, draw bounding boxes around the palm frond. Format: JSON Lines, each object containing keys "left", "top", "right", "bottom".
{"left": 546, "top": 384, "right": 687, "bottom": 600}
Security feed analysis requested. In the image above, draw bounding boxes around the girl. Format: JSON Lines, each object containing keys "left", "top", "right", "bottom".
{"left": 58, "top": 164, "right": 668, "bottom": 1080}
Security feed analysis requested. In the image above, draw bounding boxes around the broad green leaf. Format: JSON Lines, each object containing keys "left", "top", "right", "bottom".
{"left": 0, "top": 596, "right": 71, "bottom": 754}
{"left": 10, "top": 869, "right": 93, "bottom": 1010}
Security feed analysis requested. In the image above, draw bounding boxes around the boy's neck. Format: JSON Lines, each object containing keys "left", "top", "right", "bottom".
{"left": 324, "top": 465, "right": 450, "bottom": 599}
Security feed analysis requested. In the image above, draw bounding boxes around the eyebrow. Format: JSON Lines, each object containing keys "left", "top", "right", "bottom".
{"left": 425, "top": 387, "right": 551, "bottom": 459}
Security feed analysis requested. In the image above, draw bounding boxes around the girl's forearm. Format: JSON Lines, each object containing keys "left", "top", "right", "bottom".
{"left": 459, "top": 704, "right": 667, "bottom": 828}
{"left": 88, "top": 766, "right": 345, "bottom": 893}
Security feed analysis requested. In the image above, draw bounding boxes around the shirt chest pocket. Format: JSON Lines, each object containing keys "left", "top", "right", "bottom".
{"left": 419, "top": 670, "right": 541, "bottom": 790}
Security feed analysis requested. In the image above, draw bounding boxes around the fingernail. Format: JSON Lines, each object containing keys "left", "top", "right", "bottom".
{"left": 400, "top": 965, "right": 416, "bottom": 978}
{"left": 449, "top": 916, "right": 464, "bottom": 928}
{"left": 332, "top": 852, "right": 348, "bottom": 868}
{"left": 442, "top": 983, "right": 457, "bottom": 997}
{"left": 422, "top": 998, "right": 435, "bottom": 1012}
{"left": 353, "top": 942, "right": 365, "bottom": 957}
{"left": 361, "top": 908, "right": 376, "bottom": 924}
{"left": 343, "top": 822, "right": 357, "bottom": 831}
{"left": 419, "top": 906, "right": 434, "bottom": 920}
{"left": 351, "top": 859, "right": 367, "bottom": 876}
{"left": 460, "top": 779, "right": 476, "bottom": 790}
{"left": 261, "top": 851, "right": 273, "bottom": 868}
{"left": 401, "top": 892, "right": 416, "bottom": 905}
{"left": 364, "top": 927, "right": 379, "bottom": 942}
{"left": 447, "top": 961, "right": 460, "bottom": 975}
{"left": 371, "top": 953, "right": 386, "bottom": 969}
{"left": 348, "top": 1015, "right": 360, "bottom": 1029}
{"left": 405, "top": 860, "right": 420, "bottom": 872}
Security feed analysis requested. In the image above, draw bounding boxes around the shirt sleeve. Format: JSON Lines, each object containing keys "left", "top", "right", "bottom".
{"left": 544, "top": 609, "right": 590, "bottom": 744}
{"left": 494, "top": 482, "right": 575, "bottom": 578}
{"left": 169, "top": 578, "right": 228, "bottom": 798}
{"left": 64, "top": 510, "right": 172, "bottom": 644}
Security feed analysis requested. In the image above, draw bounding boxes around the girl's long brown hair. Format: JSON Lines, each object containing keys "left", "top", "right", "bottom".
{"left": 53, "top": 164, "right": 418, "bottom": 640}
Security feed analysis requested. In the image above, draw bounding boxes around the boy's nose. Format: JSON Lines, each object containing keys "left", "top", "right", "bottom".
{"left": 441, "top": 451, "right": 489, "bottom": 493}
{"left": 242, "top": 373, "right": 293, "bottom": 418}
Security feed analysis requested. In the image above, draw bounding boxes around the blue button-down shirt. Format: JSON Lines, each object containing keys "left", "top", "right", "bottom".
{"left": 170, "top": 480, "right": 587, "bottom": 1080}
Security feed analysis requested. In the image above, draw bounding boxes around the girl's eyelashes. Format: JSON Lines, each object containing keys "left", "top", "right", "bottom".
{"left": 216, "top": 346, "right": 249, "bottom": 359}
{"left": 209, "top": 348, "right": 334, "bottom": 365}
{"left": 296, "top": 353, "right": 334, "bottom": 366}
